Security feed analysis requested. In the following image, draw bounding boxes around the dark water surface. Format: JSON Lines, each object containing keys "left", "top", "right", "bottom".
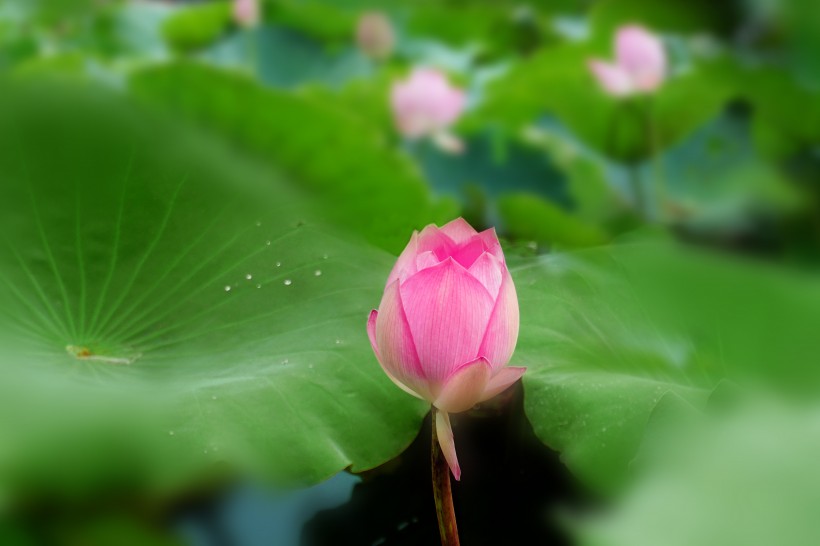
{"left": 177, "top": 385, "right": 586, "bottom": 546}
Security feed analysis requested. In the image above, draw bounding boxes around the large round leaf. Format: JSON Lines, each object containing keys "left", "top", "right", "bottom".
{"left": 129, "top": 62, "right": 451, "bottom": 254}
{"left": 512, "top": 238, "right": 820, "bottom": 492}
{"left": 578, "top": 401, "right": 820, "bottom": 545}
{"left": 203, "top": 26, "right": 373, "bottom": 89}
{"left": 654, "top": 112, "right": 801, "bottom": 231}
{"left": 0, "top": 82, "right": 426, "bottom": 498}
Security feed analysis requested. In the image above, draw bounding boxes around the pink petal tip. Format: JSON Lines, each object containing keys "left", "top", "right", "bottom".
{"left": 436, "top": 411, "right": 461, "bottom": 481}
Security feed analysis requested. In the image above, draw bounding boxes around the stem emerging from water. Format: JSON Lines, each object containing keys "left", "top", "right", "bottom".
{"left": 431, "top": 408, "right": 460, "bottom": 546}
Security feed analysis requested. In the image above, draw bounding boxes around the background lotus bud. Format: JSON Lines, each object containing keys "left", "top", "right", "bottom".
{"left": 431, "top": 131, "right": 465, "bottom": 155}
{"left": 588, "top": 24, "right": 666, "bottom": 97}
{"left": 390, "top": 67, "right": 466, "bottom": 153}
{"left": 233, "top": 0, "right": 260, "bottom": 28}
{"left": 356, "top": 11, "right": 395, "bottom": 61}
{"left": 367, "top": 218, "right": 525, "bottom": 480}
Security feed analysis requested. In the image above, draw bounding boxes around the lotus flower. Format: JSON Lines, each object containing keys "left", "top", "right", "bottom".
{"left": 588, "top": 25, "right": 666, "bottom": 97}
{"left": 233, "top": 0, "right": 260, "bottom": 28}
{"left": 390, "top": 68, "right": 466, "bottom": 153}
{"left": 356, "top": 11, "right": 395, "bottom": 61}
{"left": 367, "top": 218, "right": 525, "bottom": 480}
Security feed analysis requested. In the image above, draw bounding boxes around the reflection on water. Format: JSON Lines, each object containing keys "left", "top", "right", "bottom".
{"left": 177, "top": 472, "right": 359, "bottom": 546}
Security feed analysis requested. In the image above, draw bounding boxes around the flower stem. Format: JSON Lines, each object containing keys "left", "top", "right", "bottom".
{"left": 628, "top": 162, "right": 646, "bottom": 218}
{"left": 431, "top": 408, "right": 460, "bottom": 546}
{"left": 644, "top": 95, "right": 667, "bottom": 220}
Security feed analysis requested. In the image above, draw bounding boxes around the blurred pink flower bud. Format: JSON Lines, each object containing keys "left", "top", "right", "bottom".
{"left": 356, "top": 11, "right": 395, "bottom": 60}
{"left": 588, "top": 25, "right": 666, "bottom": 97}
{"left": 233, "top": 0, "right": 260, "bottom": 28}
{"left": 431, "top": 131, "right": 465, "bottom": 155}
{"left": 367, "top": 218, "right": 525, "bottom": 480}
{"left": 390, "top": 68, "right": 466, "bottom": 152}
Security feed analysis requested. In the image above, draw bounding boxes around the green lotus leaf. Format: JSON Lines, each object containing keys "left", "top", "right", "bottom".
{"left": 0, "top": 81, "right": 426, "bottom": 499}
{"left": 513, "top": 238, "right": 820, "bottom": 492}
{"left": 129, "top": 62, "right": 451, "bottom": 254}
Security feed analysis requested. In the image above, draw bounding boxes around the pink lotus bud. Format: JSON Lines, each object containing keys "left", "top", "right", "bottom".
{"left": 233, "top": 0, "right": 260, "bottom": 28}
{"left": 390, "top": 68, "right": 466, "bottom": 148}
{"left": 367, "top": 218, "right": 525, "bottom": 480}
{"left": 588, "top": 25, "right": 666, "bottom": 97}
{"left": 355, "top": 11, "right": 395, "bottom": 61}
